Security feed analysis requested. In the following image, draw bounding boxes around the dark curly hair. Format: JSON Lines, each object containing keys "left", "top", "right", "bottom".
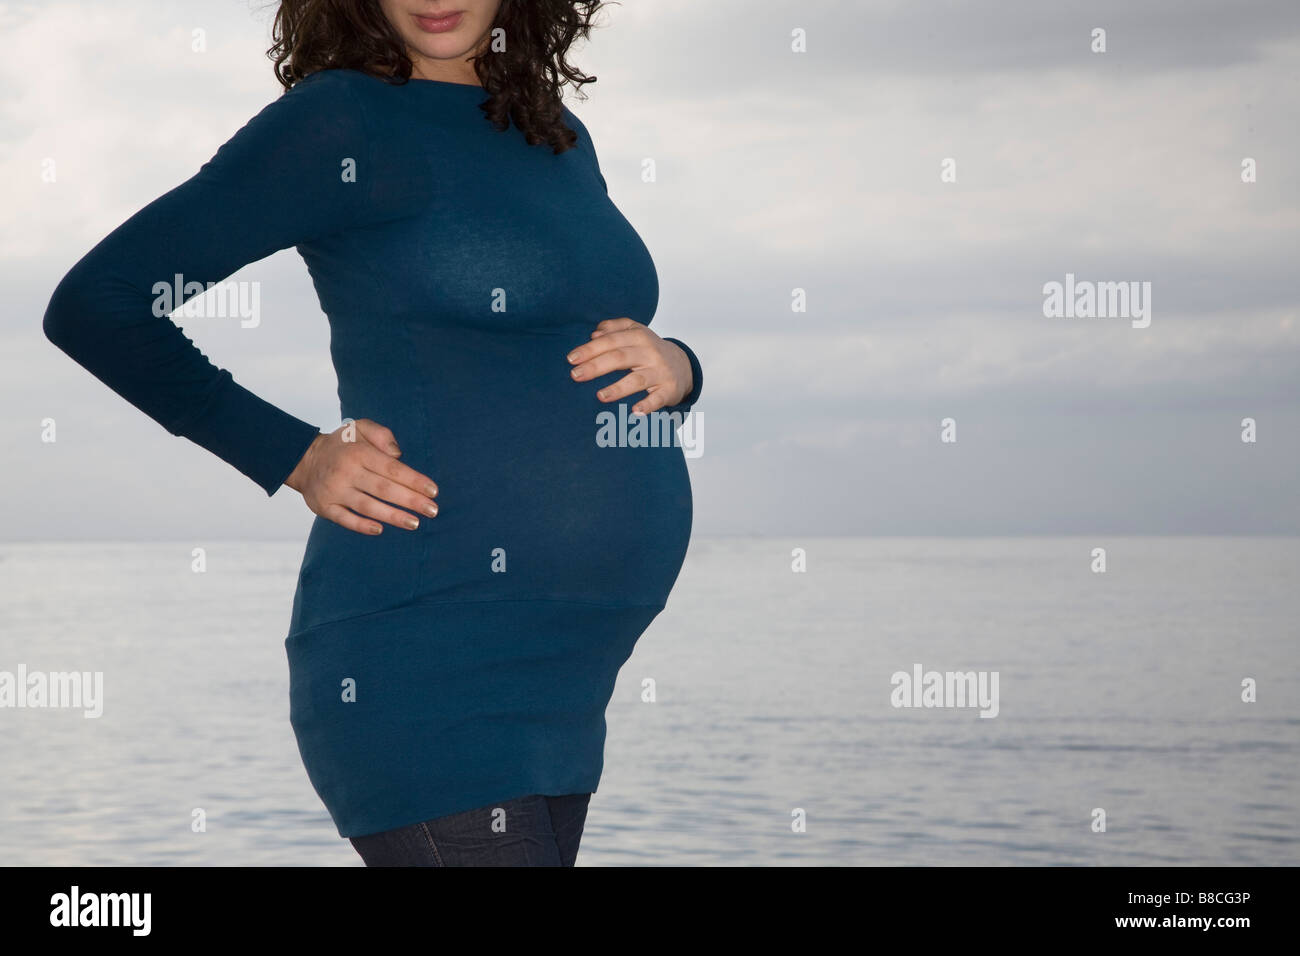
{"left": 268, "top": 0, "right": 606, "bottom": 154}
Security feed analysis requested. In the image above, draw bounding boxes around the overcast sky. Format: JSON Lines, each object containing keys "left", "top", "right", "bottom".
{"left": 3, "top": 0, "right": 1298, "bottom": 539}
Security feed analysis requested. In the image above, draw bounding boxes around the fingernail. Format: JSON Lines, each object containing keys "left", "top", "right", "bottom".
{"left": 389, "top": 443, "right": 401, "bottom": 454}
{"left": 566, "top": 352, "right": 578, "bottom": 362}
{"left": 425, "top": 503, "right": 438, "bottom": 517}
{"left": 407, "top": 517, "right": 419, "bottom": 530}
{"left": 426, "top": 484, "right": 438, "bottom": 497}
{"left": 571, "top": 367, "right": 583, "bottom": 379}
{"left": 370, "top": 525, "right": 382, "bottom": 535}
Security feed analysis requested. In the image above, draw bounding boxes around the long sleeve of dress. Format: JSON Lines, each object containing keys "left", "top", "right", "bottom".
{"left": 42, "top": 71, "right": 376, "bottom": 496}
{"left": 661, "top": 336, "right": 703, "bottom": 415}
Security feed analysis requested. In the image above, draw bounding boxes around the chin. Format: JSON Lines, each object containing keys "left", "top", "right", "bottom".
{"left": 410, "top": 36, "right": 479, "bottom": 61}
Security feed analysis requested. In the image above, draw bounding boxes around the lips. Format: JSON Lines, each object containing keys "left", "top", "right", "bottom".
{"left": 414, "top": 11, "right": 464, "bottom": 33}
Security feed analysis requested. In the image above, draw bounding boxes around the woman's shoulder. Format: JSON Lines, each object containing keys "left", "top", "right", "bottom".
{"left": 281, "top": 67, "right": 419, "bottom": 121}
{"left": 238, "top": 68, "right": 372, "bottom": 143}
{"left": 202, "top": 69, "right": 377, "bottom": 186}
{"left": 558, "top": 103, "right": 607, "bottom": 188}
{"left": 280, "top": 68, "right": 373, "bottom": 111}
{"left": 560, "top": 102, "right": 595, "bottom": 144}
{"left": 261, "top": 68, "right": 412, "bottom": 157}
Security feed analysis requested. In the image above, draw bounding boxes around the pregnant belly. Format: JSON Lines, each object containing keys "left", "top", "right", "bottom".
{"left": 288, "top": 325, "right": 693, "bottom": 635}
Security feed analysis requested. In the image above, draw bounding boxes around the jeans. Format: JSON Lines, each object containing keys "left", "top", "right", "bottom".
{"left": 350, "top": 793, "right": 592, "bottom": 867}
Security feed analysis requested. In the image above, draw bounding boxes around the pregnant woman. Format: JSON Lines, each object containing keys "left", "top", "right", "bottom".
{"left": 42, "top": 0, "right": 702, "bottom": 866}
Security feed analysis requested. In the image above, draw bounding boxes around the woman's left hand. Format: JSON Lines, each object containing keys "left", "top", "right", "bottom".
{"left": 567, "top": 318, "right": 693, "bottom": 414}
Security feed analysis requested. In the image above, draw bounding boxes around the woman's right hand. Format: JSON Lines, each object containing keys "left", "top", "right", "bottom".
{"left": 284, "top": 419, "right": 438, "bottom": 535}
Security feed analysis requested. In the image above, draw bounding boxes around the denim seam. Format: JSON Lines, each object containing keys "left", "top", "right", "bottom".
{"left": 418, "top": 821, "right": 444, "bottom": 866}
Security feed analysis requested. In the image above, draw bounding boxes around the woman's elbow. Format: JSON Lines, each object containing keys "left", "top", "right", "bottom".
{"left": 42, "top": 269, "right": 94, "bottom": 353}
